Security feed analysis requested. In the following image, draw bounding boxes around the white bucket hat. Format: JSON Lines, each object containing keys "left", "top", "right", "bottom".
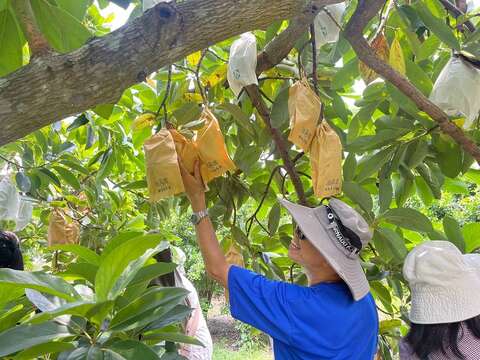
{"left": 279, "top": 198, "right": 373, "bottom": 301}
{"left": 403, "top": 241, "right": 480, "bottom": 324}
{"left": 464, "top": 253, "right": 480, "bottom": 278}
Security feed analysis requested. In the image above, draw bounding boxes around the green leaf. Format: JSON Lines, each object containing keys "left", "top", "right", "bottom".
{"left": 343, "top": 153, "right": 357, "bottom": 182}
{"left": 110, "top": 287, "right": 188, "bottom": 330}
{"left": 38, "top": 168, "right": 61, "bottom": 187}
{"left": 13, "top": 341, "right": 74, "bottom": 360}
{"left": 16, "top": 172, "right": 32, "bottom": 193}
{"left": 143, "top": 304, "right": 192, "bottom": 332}
{"left": 415, "top": 176, "right": 434, "bottom": 206}
{"left": 0, "top": 322, "right": 73, "bottom": 357}
{"left": 97, "top": 148, "right": 116, "bottom": 181}
{"left": 62, "top": 262, "right": 98, "bottom": 284}
{"left": 49, "top": 244, "right": 100, "bottom": 266}
{"left": 270, "top": 86, "right": 290, "bottom": 130}
{"left": 95, "top": 234, "right": 167, "bottom": 301}
{"left": 143, "top": 331, "right": 204, "bottom": 347}
{"left": 342, "top": 182, "right": 373, "bottom": 214}
{"left": 101, "top": 231, "right": 144, "bottom": 259}
{"left": 67, "top": 114, "right": 89, "bottom": 132}
{"left": 104, "top": 340, "right": 161, "bottom": 360}
{"left": 379, "top": 177, "right": 393, "bottom": 213}
{"left": 172, "top": 103, "right": 201, "bottom": 125}
{"left": 0, "top": 8, "right": 23, "bottom": 77}
{"left": 434, "top": 137, "right": 463, "bottom": 178}
{"left": 416, "top": 164, "right": 442, "bottom": 199}
{"left": 463, "top": 223, "right": 480, "bottom": 252}
{"left": 27, "top": 300, "right": 113, "bottom": 325}
{"left": 443, "top": 216, "right": 465, "bottom": 253}
{"left": 268, "top": 203, "right": 281, "bottom": 235}
{"left": 232, "top": 226, "right": 250, "bottom": 247}
{"left": 55, "top": 0, "right": 91, "bottom": 20}
{"left": 30, "top": 0, "right": 91, "bottom": 53}
{"left": 93, "top": 104, "right": 115, "bottom": 119}
{"left": 130, "top": 262, "right": 177, "bottom": 286}
{"left": 218, "top": 103, "right": 255, "bottom": 139}
{"left": 370, "top": 281, "right": 393, "bottom": 313}
{"left": 404, "top": 139, "right": 429, "bottom": 169}
{"left": 0, "top": 269, "right": 79, "bottom": 301}
{"left": 374, "top": 228, "right": 408, "bottom": 263}
{"left": 53, "top": 166, "right": 81, "bottom": 190}
{"left": 414, "top": 1, "right": 460, "bottom": 51}
{"left": 381, "top": 208, "right": 433, "bottom": 232}
{"left": 356, "top": 146, "right": 396, "bottom": 182}
{"left": 405, "top": 58, "right": 433, "bottom": 96}
{"left": 347, "top": 129, "right": 409, "bottom": 153}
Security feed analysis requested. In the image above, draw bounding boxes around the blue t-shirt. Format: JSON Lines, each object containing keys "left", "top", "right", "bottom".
{"left": 228, "top": 266, "right": 378, "bottom": 360}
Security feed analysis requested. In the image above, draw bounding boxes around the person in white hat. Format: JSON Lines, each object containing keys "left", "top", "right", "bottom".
{"left": 179, "top": 161, "right": 378, "bottom": 360}
{"left": 400, "top": 241, "right": 480, "bottom": 360}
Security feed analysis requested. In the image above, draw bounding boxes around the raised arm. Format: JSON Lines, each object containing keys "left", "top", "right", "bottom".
{"left": 179, "top": 161, "right": 230, "bottom": 287}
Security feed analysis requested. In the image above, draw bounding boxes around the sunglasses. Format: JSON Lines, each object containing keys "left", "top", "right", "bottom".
{"left": 294, "top": 226, "right": 307, "bottom": 240}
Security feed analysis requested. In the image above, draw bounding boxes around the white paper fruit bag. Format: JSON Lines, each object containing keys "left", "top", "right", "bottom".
{"left": 430, "top": 56, "right": 480, "bottom": 129}
{"left": 227, "top": 32, "right": 258, "bottom": 97}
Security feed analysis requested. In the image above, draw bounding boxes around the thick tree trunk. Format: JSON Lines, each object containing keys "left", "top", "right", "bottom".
{"left": 0, "top": 0, "right": 340, "bottom": 146}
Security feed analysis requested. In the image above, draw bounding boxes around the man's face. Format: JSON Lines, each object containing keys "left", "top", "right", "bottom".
{"left": 288, "top": 226, "right": 325, "bottom": 267}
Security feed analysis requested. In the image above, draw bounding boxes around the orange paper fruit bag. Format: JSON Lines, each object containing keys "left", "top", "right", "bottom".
{"left": 310, "top": 122, "right": 343, "bottom": 198}
{"left": 48, "top": 209, "right": 79, "bottom": 246}
{"left": 288, "top": 80, "right": 321, "bottom": 152}
{"left": 144, "top": 129, "right": 185, "bottom": 201}
{"left": 169, "top": 129, "right": 200, "bottom": 175}
{"left": 195, "top": 109, "right": 236, "bottom": 183}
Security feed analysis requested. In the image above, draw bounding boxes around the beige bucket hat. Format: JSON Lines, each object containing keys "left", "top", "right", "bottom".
{"left": 279, "top": 198, "right": 373, "bottom": 301}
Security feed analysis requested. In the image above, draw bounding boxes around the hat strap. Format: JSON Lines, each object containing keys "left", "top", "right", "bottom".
{"left": 326, "top": 206, "right": 362, "bottom": 258}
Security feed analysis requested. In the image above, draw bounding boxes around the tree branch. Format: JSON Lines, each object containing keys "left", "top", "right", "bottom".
{"left": 256, "top": 2, "right": 324, "bottom": 75}
{"left": 12, "top": 0, "right": 52, "bottom": 57}
{"left": 0, "top": 0, "right": 342, "bottom": 147}
{"left": 344, "top": 0, "right": 480, "bottom": 165}
{"left": 439, "top": 0, "right": 475, "bottom": 32}
{"left": 245, "top": 84, "right": 308, "bottom": 205}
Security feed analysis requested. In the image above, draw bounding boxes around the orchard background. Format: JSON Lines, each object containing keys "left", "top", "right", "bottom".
{"left": 0, "top": 0, "right": 480, "bottom": 358}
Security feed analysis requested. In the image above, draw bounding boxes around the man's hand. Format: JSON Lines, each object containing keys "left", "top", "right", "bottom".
{"left": 179, "top": 160, "right": 206, "bottom": 212}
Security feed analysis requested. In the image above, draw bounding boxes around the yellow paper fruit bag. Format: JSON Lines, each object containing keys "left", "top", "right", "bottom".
{"left": 288, "top": 80, "right": 321, "bottom": 152}
{"left": 144, "top": 129, "right": 185, "bottom": 201}
{"left": 196, "top": 109, "right": 236, "bottom": 183}
{"left": 48, "top": 209, "right": 79, "bottom": 246}
{"left": 310, "top": 122, "right": 343, "bottom": 198}
{"left": 169, "top": 129, "right": 200, "bottom": 175}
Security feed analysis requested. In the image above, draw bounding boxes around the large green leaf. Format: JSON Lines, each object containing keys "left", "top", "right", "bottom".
{"left": 414, "top": 1, "right": 460, "bottom": 51}
{"left": 0, "top": 322, "right": 73, "bottom": 357}
{"left": 270, "top": 86, "right": 290, "bottom": 130}
{"left": 342, "top": 182, "right": 373, "bottom": 215}
{"left": 49, "top": 244, "right": 100, "bottom": 266}
{"left": 104, "top": 340, "right": 160, "bottom": 360}
{"left": 268, "top": 203, "right": 281, "bottom": 235}
{"left": 381, "top": 208, "right": 433, "bottom": 233}
{"left": 143, "top": 331, "right": 204, "bottom": 347}
{"left": 0, "top": 8, "right": 23, "bottom": 76}
{"left": 13, "top": 341, "right": 74, "bottom": 360}
{"left": 30, "top": 0, "right": 91, "bottom": 53}
{"left": 109, "top": 287, "right": 188, "bottom": 330}
{"left": 130, "top": 262, "right": 178, "bottom": 286}
{"left": 95, "top": 234, "right": 167, "bottom": 300}
{"left": 463, "top": 223, "right": 480, "bottom": 252}
{"left": 443, "top": 216, "right": 465, "bottom": 253}
{"left": 374, "top": 228, "right": 408, "bottom": 263}
{"left": 27, "top": 300, "right": 113, "bottom": 325}
{"left": 356, "top": 146, "right": 396, "bottom": 182}
{"left": 0, "top": 269, "right": 79, "bottom": 301}
{"left": 55, "top": 0, "right": 91, "bottom": 21}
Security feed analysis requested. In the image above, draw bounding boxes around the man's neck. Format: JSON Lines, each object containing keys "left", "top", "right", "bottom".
{"left": 306, "top": 268, "right": 342, "bottom": 287}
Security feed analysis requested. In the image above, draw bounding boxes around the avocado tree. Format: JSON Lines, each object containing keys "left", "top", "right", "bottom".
{"left": 1, "top": 0, "right": 480, "bottom": 358}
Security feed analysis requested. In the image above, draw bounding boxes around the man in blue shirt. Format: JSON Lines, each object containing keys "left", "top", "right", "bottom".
{"left": 180, "top": 162, "right": 378, "bottom": 359}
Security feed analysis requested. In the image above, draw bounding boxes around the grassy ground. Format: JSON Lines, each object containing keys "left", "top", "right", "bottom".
{"left": 213, "top": 342, "right": 272, "bottom": 360}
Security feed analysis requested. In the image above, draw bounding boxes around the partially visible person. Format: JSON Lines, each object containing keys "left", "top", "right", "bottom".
{"left": 152, "top": 247, "right": 213, "bottom": 360}
{"left": 0, "top": 230, "right": 24, "bottom": 270}
{"left": 179, "top": 161, "right": 378, "bottom": 359}
{"left": 400, "top": 241, "right": 480, "bottom": 360}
